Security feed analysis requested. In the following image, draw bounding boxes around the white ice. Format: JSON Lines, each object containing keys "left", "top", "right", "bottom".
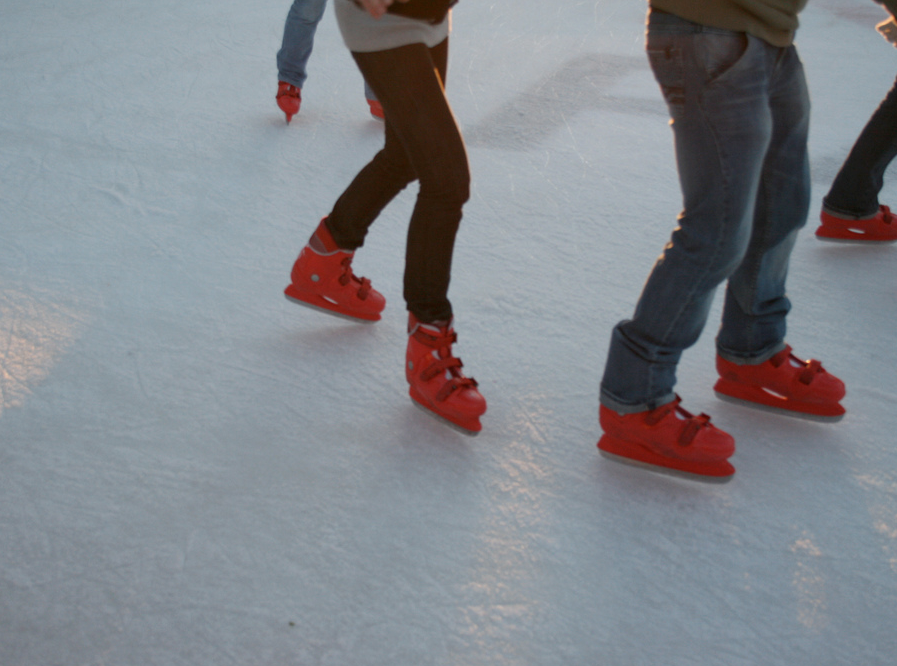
{"left": 1, "top": 1, "right": 896, "bottom": 664}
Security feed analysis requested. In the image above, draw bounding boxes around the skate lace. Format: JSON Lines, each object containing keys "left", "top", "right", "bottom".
{"left": 644, "top": 396, "right": 711, "bottom": 446}
{"left": 337, "top": 257, "right": 372, "bottom": 299}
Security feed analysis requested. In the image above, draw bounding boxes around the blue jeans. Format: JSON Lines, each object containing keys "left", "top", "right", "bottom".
{"left": 276, "top": 0, "right": 375, "bottom": 100}
{"left": 600, "top": 9, "right": 810, "bottom": 413}
{"left": 823, "top": 72, "right": 897, "bottom": 219}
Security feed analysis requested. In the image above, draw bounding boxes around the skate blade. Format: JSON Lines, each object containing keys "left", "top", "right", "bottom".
{"left": 815, "top": 234, "right": 897, "bottom": 244}
{"left": 597, "top": 436, "right": 734, "bottom": 483}
{"left": 284, "top": 286, "right": 380, "bottom": 323}
{"left": 713, "top": 388, "right": 844, "bottom": 423}
{"left": 409, "top": 393, "right": 482, "bottom": 436}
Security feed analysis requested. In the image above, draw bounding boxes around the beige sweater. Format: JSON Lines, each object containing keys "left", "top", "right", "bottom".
{"left": 333, "top": 0, "right": 450, "bottom": 53}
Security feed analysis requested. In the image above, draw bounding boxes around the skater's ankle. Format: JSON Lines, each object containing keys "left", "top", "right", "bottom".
{"left": 308, "top": 218, "right": 344, "bottom": 254}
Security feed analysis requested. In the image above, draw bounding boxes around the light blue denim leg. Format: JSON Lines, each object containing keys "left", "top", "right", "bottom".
{"left": 601, "top": 12, "right": 780, "bottom": 413}
{"left": 276, "top": 0, "right": 328, "bottom": 89}
{"left": 717, "top": 45, "right": 810, "bottom": 364}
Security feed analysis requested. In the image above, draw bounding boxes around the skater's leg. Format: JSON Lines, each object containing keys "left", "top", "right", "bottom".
{"left": 350, "top": 40, "right": 482, "bottom": 431}
{"left": 277, "top": 0, "right": 329, "bottom": 89}
{"left": 716, "top": 43, "right": 809, "bottom": 363}
{"left": 713, "top": 46, "right": 845, "bottom": 419}
{"left": 601, "top": 19, "right": 772, "bottom": 413}
{"left": 348, "top": 39, "right": 468, "bottom": 322}
{"left": 823, "top": 73, "right": 897, "bottom": 219}
{"left": 324, "top": 116, "right": 417, "bottom": 251}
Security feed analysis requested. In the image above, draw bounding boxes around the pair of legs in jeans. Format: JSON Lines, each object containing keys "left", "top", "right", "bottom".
{"left": 324, "top": 38, "right": 465, "bottom": 322}
{"left": 823, "top": 73, "right": 897, "bottom": 219}
{"left": 277, "top": 0, "right": 375, "bottom": 101}
{"left": 600, "top": 10, "right": 810, "bottom": 414}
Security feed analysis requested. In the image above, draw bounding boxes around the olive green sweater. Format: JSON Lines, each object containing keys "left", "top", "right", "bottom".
{"left": 649, "top": 0, "right": 807, "bottom": 46}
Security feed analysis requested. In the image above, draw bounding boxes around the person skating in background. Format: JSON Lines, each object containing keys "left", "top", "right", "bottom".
{"left": 276, "top": 0, "right": 384, "bottom": 122}
{"left": 817, "top": 0, "right": 897, "bottom": 242}
{"left": 283, "top": 0, "right": 486, "bottom": 434}
{"left": 596, "top": 1, "right": 845, "bottom": 481}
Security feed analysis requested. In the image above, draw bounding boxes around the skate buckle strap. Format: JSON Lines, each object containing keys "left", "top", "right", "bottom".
{"left": 337, "top": 256, "right": 372, "bottom": 299}
{"left": 421, "top": 355, "right": 463, "bottom": 381}
{"left": 679, "top": 412, "right": 711, "bottom": 447}
{"left": 412, "top": 327, "right": 458, "bottom": 356}
{"left": 417, "top": 327, "right": 457, "bottom": 347}
{"left": 798, "top": 358, "right": 823, "bottom": 385}
{"left": 644, "top": 396, "right": 711, "bottom": 447}
{"left": 435, "top": 376, "right": 479, "bottom": 402}
{"left": 772, "top": 346, "right": 824, "bottom": 386}
{"left": 419, "top": 351, "right": 479, "bottom": 401}
{"left": 413, "top": 327, "right": 478, "bottom": 401}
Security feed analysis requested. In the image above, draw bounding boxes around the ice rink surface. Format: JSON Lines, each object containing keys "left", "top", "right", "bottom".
{"left": 1, "top": 1, "right": 896, "bottom": 664}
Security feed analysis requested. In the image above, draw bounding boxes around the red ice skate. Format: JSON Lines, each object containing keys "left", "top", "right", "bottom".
{"left": 284, "top": 218, "right": 385, "bottom": 322}
{"left": 714, "top": 346, "right": 845, "bottom": 420}
{"left": 815, "top": 205, "right": 897, "bottom": 243}
{"left": 598, "top": 398, "right": 735, "bottom": 482}
{"left": 406, "top": 314, "right": 486, "bottom": 434}
{"left": 277, "top": 81, "right": 301, "bottom": 123}
{"left": 367, "top": 99, "right": 385, "bottom": 120}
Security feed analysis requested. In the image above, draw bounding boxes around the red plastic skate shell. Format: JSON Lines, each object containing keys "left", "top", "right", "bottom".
{"left": 277, "top": 81, "right": 301, "bottom": 124}
{"left": 406, "top": 316, "right": 486, "bottom": 435}
{"left": 815, "top": 206, "right": 897, "bottom": 243}
{"left": 598, "top": 434, "right": 735, "bottom": 482}
{"left": 409, "top": 386, "right": 484, "bottom": 435}
{"left": 367, "top": 99, "right": 385, "bottom": 120}
{"left": 597, "top": 399, "right": 735, "bottom": 482}
{"left": 714, "top": 347, "right": 845, "bottom": 421}
{"left": 285, "top": 228, "right": 385, "bottom": 323}
{"left": 284, "top": 282, "right": 381, "bottom": 323}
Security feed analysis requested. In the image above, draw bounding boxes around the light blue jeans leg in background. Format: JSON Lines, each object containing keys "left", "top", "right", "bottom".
{"left": 276, "top": 0, "right": 329, "bottom": 89}
{"left": 276, "top": 0, "right": 377, "bottom": 101}
{"left": 599, "top": 10, "right": 810, "bottom": 413}
{"left": 716, "top": 45, "right": 810, "bottom": 362}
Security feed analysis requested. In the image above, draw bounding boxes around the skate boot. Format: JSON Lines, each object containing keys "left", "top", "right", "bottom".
{"left": 367, "top": 99, "right": 385, "bottom": 121}
{"left": 406, "top": 314, "right": 486, "bottom": 434}
{"left": 277, "top": 81, "right": 301, "bottom": 123}
{"left": 714, "top": 346, "right": 845, "bottom": 420}
{"left": 816, "top": 205, "right": 897, "bottom": 243}
{"left": 284, "top": 218, "right": 385, "bottom": 322}
{"left": 598, "top": 397, "right": 735, "bottom": 482}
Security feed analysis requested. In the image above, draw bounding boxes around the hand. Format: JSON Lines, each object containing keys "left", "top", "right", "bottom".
{"left": 356, "top": 0, "right": 410, "bottom": 20}
{"left": 877, "top": 16, "right": 897, "bottom": 47}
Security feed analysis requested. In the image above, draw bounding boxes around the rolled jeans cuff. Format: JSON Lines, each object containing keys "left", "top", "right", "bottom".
{"left": 716, "top": 341, "right": 787, "bottom": 366}
{"left": 599, "top": 390, "right": 677, "bottom": 415}
{"left": 821, "top": 199, "right": 880, "bottom": 220}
